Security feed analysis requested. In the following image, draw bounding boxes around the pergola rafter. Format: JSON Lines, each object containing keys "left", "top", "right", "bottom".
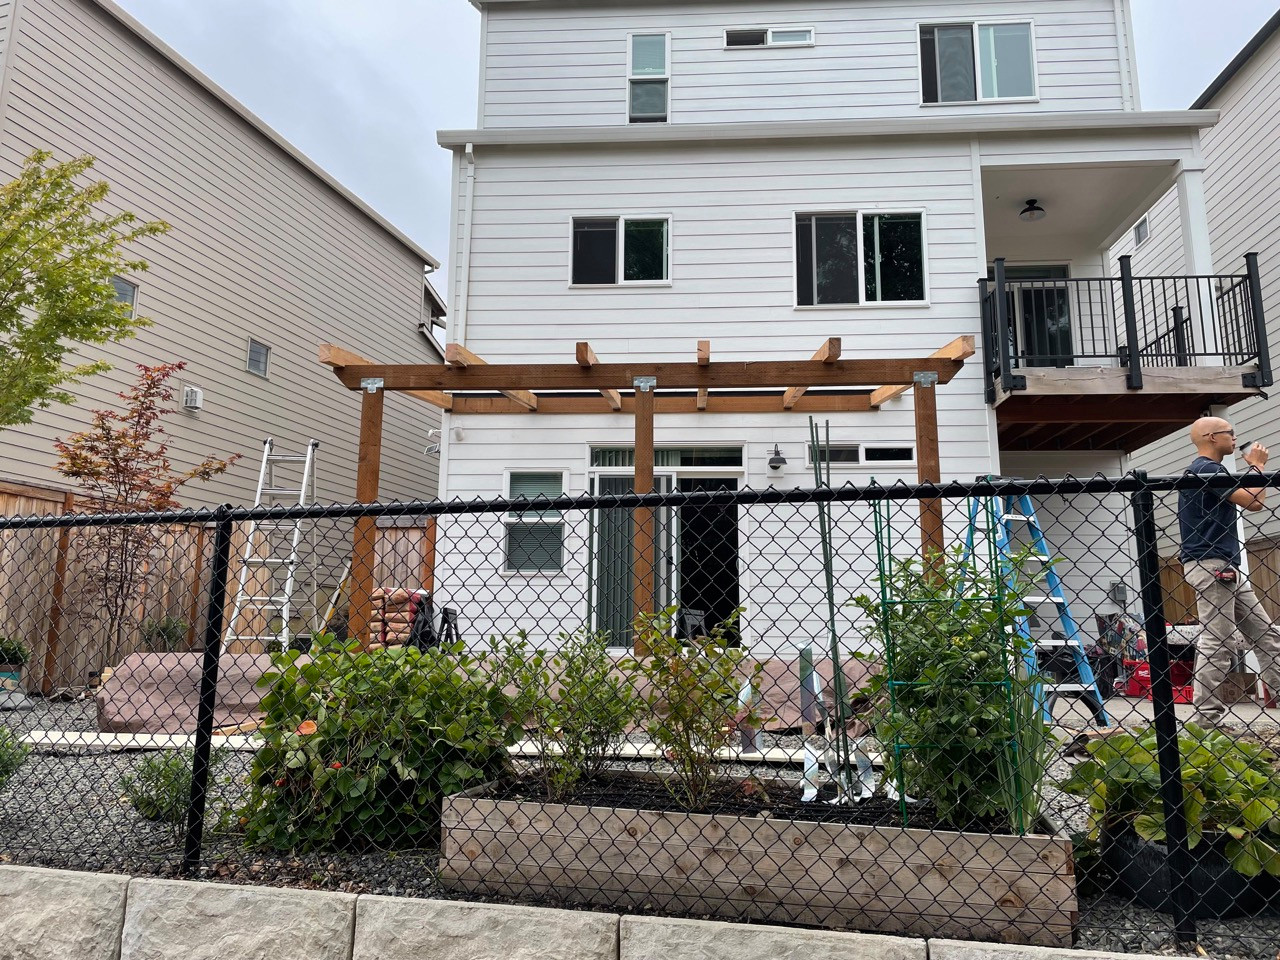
{"left": 319, "top": 336, "right": 974, "bottom": 645}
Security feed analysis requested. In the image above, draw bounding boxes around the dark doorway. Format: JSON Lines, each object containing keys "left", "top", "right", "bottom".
{"left": 678, "top": 477, "right": 740, "bottom": 641}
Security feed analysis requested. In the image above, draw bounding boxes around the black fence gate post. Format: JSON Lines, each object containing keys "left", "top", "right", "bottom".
{"left": 1130, "top": 471, "right": 1196, "bottom": 942}
{"left": 182, "top": 504, "right": 235, "bottom": 875}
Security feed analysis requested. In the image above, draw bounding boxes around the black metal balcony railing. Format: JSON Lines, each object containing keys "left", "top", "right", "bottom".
{"left": 979, "top": 254, "right": 1273, "bottom": 402}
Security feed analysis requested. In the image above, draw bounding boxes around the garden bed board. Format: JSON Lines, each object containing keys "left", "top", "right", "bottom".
{"left": 438, "top": 773, "right": 1077, "bottom": 947}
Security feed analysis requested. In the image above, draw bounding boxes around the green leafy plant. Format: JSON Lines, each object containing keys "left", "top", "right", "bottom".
{"left": 853, "top": 548, "right": 1056, "bottom": 832}
{"left": 0, "top": 725, "right": 28, "bottom": 790}
{"left": 238, "top": 642, "right": 521, "bottom": 851}
{"left": 121, "top": 747, "right": 224, "bottom": 832}
{"left": 623, "top": 607, "right": 765, "bottom": 811}
{"left": 1060, "top": 724, "right": 1280, "bottom": 878}
{"left": 496, "top": 629, "right": 639, "bottom": 802}
{"left": 0, "top": 636, "right": 30, "bottom": 667}
{"left": 139, "top": 616, "right": 189, "bottom": 653}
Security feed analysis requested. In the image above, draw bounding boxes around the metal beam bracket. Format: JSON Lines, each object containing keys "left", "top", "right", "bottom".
{"left": 360, "top": 378, "right": 385, "bottom": 394}
{"left": 633, "top": 376, "right": 657, "bottom": 393}
{"left": 913, "top": 371, "right": 939, "bottom": 388}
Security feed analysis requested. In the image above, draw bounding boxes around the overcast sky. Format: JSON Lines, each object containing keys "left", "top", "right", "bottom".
{"left": 114, "top": 0, "right": 1278, "bottom": 291}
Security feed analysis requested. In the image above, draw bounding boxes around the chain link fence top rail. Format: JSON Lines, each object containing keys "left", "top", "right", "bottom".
{"left": 2, "top": 473, "right": 1280, "bottom": 956}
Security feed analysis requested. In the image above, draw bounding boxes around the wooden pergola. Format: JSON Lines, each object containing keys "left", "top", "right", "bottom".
{"left": 321, "top": 336, "right": 974, "bottom": 643}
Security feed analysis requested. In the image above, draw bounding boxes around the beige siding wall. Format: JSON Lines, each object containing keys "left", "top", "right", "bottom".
{"left": 0, "top": 0, "right": 441, "bottom": 509}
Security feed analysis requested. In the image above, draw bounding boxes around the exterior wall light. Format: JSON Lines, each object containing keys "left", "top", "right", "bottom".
{"left": 1019, "top": 199, "right": 1047, "bottom": 222}
{"left": 768, "top": 445, "right": 787, "bottom": 470}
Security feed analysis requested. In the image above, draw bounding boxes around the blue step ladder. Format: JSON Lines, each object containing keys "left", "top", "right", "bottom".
{"left": 964, "top": 490, "right": 1110, "bottom": 726}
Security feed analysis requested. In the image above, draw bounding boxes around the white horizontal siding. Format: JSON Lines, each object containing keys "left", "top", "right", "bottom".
{"left": 0, "top": 0, "right": 441, "bottom": 508}
{"left": 481, "top": 0, "right": 1126, "bottom": 128}
{"left": 1120, "top": 30, "right": 1280, "bottom": 542}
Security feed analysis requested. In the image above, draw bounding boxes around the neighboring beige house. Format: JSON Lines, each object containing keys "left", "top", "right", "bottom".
{"left": 0, "top": 0, "right": 444, "bottom": 509}
{"left": 1111, "top": 9, "right": 1280, "bottom": 614}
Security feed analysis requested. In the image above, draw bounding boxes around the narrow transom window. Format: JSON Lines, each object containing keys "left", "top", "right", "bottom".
{"left": 629, "top": 33, "right": 669, "bottom": 123}
{"left": 506, "top": 472, "right": 565, "bottom": 573}
{"left": 110, "top": 276, "right": 137, "bottom": 318}
{"left": 726, "top": 27, "right": 814, "bottom": 47}
{"left": 246, "top": 338, "right": 271, "bottom": 378}
{"left": 920, "top": 22, "right": 1034, "bottom": 103}
{"left": 864, "top": 445, "right": 915, "bottom": 463}
{"left": 808, "top": 444, "right": 862, "bottom": 465}
{"left": 573, "top": 216, "right": 670, "bottom": 285}
{"left": 1133, "top": 217, "right": 1150, "bottom": 248}
{"left": 796, "top": 212, "right": 925, "bottom": 306}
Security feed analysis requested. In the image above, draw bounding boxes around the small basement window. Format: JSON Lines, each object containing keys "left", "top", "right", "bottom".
{"left": 505, "top": 471, "right": 565, "bottom": 573}
{"left": 726, "top": 27, "right": 814, "bottom": 47}
{"left": 246, "top": 338, "right": 271, "bottom": 378}
{"left": 573, "top": 216, "right": 670, "bottom": 285}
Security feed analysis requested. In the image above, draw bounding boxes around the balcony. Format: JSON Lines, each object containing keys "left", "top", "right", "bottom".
{"left": 981, "top": 254, "right": 1273, "bottom": 452}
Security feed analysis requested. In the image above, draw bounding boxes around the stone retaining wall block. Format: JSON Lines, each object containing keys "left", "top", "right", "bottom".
{"left": 0, "top": 865, "right": 129, "bottom": 960}
{"left": 928, "top": 940, "right": 1175, "bottom": 960}
{"left": 353, "top": 896, "right": 619, "bottom": 960}
{"left": 621, "top": 916, "right": 926, "bottom": 960}
{"left": 120, "top": 878, "right": 356, "bottom": 960}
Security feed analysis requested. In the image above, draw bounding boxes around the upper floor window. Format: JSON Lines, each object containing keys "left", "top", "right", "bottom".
{"left": 1133, "top": 217, "right": 1150, "bottom": 248}
{"left": 572, "top": 216, "right": 670, "bottom": 285}
{"left": 110, "top": 276, "right": 137, "bottom": 318}
{"left": 796, "top": 212, "right": 926, "bottom": 306}
{"left": 920, "top": 22, "right": 1035, "bottom": 103}
{"left": 246, "top": 337, "right": 271, "bottom": 378}
{"left": 629, "top": 33, "right": 669, "bottom": 123}
{"left": 725, "top": 27, "right": 815, "bottom": 48}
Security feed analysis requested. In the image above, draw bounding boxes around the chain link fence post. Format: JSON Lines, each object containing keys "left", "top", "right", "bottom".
{"left": 182, "top": 504, "right": 235, "bottom": 874}
{"left": 1130, "top": 470, "right": 1196, "bottom": 943}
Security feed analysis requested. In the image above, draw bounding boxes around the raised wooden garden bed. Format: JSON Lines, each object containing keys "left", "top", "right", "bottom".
{"left": 439, "top": 776, "right": 1077, "bottom": 947}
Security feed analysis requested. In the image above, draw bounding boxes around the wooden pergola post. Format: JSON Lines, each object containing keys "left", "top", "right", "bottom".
{"left": 632, "top": 376, "right": 656, "bottom": 653}
{"left": 914, "top": 373, "right": 945, "bottom": 569}
{"left": 349, "top": 384, "right": 385, "bottom": 647}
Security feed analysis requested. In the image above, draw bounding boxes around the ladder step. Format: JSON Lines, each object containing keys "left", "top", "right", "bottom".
{"left": 1036, "top": 638, "right": 1076, "bottom": 647}
{"left": 1045, "top": 684, "right": 1092, "bottom": 693}
{"left": 261, "top": 487, "right": 304, "bottom": 496}
{"left": 244, "top": 557, "right": 295, "bottom": 566}
{"left": 1025, "top": 596, "right": 1065, "bottom": 605}
{"left": 1003, "top": 513, "right": 1031, "bottom": 522}
{"left": 244, "top": 596, "right": 290, "bottom": 605}
{"left": 267, "top": 455, "right": 310, "bottom": 463}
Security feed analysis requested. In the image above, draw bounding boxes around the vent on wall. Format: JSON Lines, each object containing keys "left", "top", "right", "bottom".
{"left": 182, "top": 385, "right": 204, "bottom": 411}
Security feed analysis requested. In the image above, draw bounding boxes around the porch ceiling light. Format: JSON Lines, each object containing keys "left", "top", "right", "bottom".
{"left": 1019, "top": 199, "right": 1047, "bottom": 223}
{"left": 768, "top": 444, "right": 787, "bottom": 470}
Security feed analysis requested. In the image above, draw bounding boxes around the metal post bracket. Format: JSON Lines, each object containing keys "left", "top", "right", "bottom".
{"left": 913, "top": 371, "right": 939, "bottom": 388}
{"left": 360, "top": 378, "right": 384, "bottom": 394}
{"left": 633, "top": 376, "right": 657, "bottom": 392}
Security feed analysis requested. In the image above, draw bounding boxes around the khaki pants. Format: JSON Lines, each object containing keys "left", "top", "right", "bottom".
{"left": 1184, "top": 559, "right": 1280, "bottom": 722}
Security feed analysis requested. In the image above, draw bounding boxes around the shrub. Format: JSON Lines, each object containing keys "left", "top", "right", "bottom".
{"left": 1060, "top": 724, "right": 1280, "bottom": 877}
{"left": 853, "top": 548, "right": 1056, "bottom": 832}
{"left": 139, "top": 615, "right": 189, "bottom": 653}
{"left": 121, "top": 747, "right": 224, "bottom": 831}
{"left": 239, "top": 642, "right": 521, "bottom": 851}
{"left": 496, "top": 629, "right": 639, "bottom": 802}
{"left": 0, "top": 636, "right": 30, "bottom": 667}
{"left": 0, "top": 726, "right": 28, "bottom": 790}
{"left": 623, "top": 607, "right": 764, "bottom": 811}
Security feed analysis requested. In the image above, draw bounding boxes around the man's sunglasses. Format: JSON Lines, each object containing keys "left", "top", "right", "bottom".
{"left": 1207, "top": 430, "right": 1237, "bottom": 438}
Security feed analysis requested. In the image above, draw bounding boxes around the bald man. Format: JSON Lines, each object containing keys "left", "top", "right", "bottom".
{"left": 1177, "top": 416, "right": 1280, "bottom": 726}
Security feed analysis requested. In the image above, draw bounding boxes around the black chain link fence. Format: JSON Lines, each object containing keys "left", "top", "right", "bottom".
{"left": 2, "top": 473, "right": 1280, "bottom": 956}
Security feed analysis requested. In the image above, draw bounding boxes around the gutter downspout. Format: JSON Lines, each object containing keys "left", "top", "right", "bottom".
{"left": 1114, "top": 0, "right": 1141, "bottom": 110}
{"left": 455, "top": 143, "right": 477, "bottom": 347}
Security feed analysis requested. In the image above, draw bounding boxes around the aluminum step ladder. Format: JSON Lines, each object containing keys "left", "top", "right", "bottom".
{"left": 225, "top": 438, "right": 320, "bottom": 652}
{"left": 963, "top": 489, "right": 1110, "bottom": 726}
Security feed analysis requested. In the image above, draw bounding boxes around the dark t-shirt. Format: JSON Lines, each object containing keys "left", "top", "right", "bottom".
{"left": 1178, "top": 455, "right": 1241, "bottom": 565}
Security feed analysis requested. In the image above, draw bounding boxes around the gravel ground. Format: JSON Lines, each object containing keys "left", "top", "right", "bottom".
{"left": 4, "top": 715, "right": 1280, "bottom": 957}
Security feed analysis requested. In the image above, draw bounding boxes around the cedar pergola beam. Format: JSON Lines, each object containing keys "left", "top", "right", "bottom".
{"left": 869, "top": 336, "right": 976, "bottom": 408}
{"left": 318, "top": 343, "right": 453, "bottom": 410}
{"left": 783, "top": 338, "right": 841, "bottom": 409}
{"left": 696, "top": 340, "right": 710, "bottom": 410}
{"left": 446, "top": 343, "right": 538, "bottom": 411}
{"left": 449, "top": 393, "right": 873, "bottom": 415}
{"left": 576, "top": 342, "right": 623, "bottom": 410}
{"left": 333, "top": 357, "right": 964, "bottom": 393}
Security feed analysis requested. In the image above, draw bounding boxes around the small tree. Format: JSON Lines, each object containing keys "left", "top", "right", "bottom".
{"left": 54, "top": 363, "right": 240, "bottom": 665}
{"left": 0, "top": 150, "right": 168, "bottom": 429}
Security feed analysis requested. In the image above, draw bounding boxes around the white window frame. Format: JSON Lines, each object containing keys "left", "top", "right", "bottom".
{"left": 568, "top": 214, "right": 673, "bottom": 288}
{"left": 723, "top": 25, "right": 816, "bottom": 49}
{"left": 502, "top": 468, "right": 571, "bottom": 576}
{"left": 805, "top": 442, "right": 917, "bottom": 470}
{"left": 917, "top": 19, "right": 1039, "bottom": 106}
{"left": 1133, "top": 216, "right": 1150, "bottom": 248}
{"left": 792, "top": 208, "right": 929, "bottom": 309}
{"left": 245, "top": 337, "right": 271, "bottom": 378}
{"left": 110, "top": 276, "right": 138, "bottom": 318}
{"left": 627, "top": 31, "right": 671, "bottom": 124}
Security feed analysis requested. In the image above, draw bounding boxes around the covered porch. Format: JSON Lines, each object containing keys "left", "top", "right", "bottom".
{"left": 978, "top": 156, "right": 1272, "bottom": 452}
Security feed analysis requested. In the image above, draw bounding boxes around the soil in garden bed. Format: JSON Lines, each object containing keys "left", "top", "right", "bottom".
{"left": 487, "top": 771, "right": 1016, "bottom": 834}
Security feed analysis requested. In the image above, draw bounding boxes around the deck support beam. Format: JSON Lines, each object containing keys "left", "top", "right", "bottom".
{"left": 349, "top": 385, "right": 384, "bottom": 648}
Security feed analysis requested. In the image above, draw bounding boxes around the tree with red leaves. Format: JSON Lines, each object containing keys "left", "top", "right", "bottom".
{"left": 54, "top": 362, "right": 240, "bottom": 666}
